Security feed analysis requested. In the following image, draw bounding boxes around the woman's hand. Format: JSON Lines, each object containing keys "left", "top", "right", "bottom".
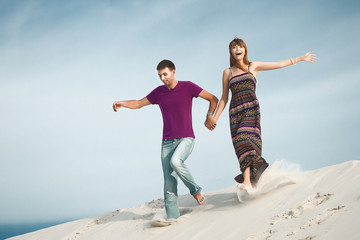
{"left": 302, "top": 51, "right": 317, "bottom": 63}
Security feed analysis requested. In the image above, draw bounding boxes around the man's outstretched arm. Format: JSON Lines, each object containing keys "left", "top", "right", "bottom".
{"left": 113, "top": 97, "right": 151, "bottom": 112}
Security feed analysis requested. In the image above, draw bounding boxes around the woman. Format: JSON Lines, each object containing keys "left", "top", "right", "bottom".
{"left": 209, "top": 38, "right": 316, "bottom": 191}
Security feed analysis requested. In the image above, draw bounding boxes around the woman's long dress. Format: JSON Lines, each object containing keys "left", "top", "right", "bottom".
{"left": 229, "top": 70, "right": 269, "bottom": 185}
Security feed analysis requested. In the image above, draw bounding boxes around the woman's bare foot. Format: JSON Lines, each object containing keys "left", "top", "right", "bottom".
{"left": 237, "top": 183, "right": 255, "bottom": 194}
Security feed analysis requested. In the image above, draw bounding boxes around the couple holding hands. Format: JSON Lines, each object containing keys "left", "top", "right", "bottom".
{"left": 113, "top": 37, "right": 316, "bottom": 221}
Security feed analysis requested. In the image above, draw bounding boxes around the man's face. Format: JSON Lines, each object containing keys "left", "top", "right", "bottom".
{"left": 157, "top": 67, "right": 175, "bottom": 86}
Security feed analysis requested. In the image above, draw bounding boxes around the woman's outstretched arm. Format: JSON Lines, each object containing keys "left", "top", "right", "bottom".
{"left": 252, "top": 51, "right": 316, "bottom": 72}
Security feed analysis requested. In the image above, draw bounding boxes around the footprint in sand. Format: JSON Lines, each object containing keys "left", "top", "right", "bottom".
{"left": 249, "top": 192, "right": 346, "bottom": 239}
{"left": 95, "top": 209, "right": 122, "bottom": 224}
{"left": 270, "top": 192, "right": 333, "bottom": 225}
{"left": 66, "top": 209, "right": 124, "bottom": 240}
{"left": 298, "top": 205, "right": 345, "bottom": 230}
{"left": 249, "top": 230, "right": 277, "bottom": 240}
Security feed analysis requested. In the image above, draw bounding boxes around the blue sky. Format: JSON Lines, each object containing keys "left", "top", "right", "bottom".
{"left": 1, "top": 0, "right": 359, "bottom": 224}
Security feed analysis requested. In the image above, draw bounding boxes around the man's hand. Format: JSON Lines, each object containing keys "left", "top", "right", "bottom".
{"left": 204, "top": 115, "right": 217, "bottom": 131}
{"left": 112, "top": 98, "right": 151, "bottom": 111}
{"left": 113, "top": 101, "right": 123, "bottom": 112}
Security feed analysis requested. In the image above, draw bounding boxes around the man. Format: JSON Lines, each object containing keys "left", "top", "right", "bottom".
{"left": 113, "top": 59, "right": 218, "bottom": 221}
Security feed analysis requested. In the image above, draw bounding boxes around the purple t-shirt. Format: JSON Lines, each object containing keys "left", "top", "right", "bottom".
{"left": 146, "top": 81, "right": 203, "bottom": 140}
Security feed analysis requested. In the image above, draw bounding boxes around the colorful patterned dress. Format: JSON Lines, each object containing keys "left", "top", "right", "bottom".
{"left": 229, "top": 68, "right": 269, "bottom": 185}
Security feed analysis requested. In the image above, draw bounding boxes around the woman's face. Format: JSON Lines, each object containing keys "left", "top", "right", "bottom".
{"left": 231, "top": 44, "right": 246, "bottom": 61}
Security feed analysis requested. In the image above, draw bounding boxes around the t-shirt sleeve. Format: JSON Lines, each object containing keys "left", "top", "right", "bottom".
{"left": 146, "top": 86, "right": 161, "bottom": 104}
{"left": 188, "top": 81, "right": 203, "bottom": 98}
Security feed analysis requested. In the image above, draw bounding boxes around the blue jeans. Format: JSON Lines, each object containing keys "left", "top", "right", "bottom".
{"left": 161, "top": 137, "right": 202, "bottom": 219}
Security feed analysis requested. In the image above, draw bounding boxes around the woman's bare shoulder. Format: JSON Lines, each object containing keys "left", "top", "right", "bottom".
{"left": 223, "top": 67, "right": 231, "bottom": 75}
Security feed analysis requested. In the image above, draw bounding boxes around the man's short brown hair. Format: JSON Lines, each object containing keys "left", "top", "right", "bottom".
{"left": 157, "top": 59, "right": 176, "bottom": 71}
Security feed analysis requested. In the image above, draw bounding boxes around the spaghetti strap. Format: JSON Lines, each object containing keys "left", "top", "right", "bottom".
{"left": 229, "top": 67, "right": 233, "bottom": 80}
{"left": 248, "top": 64, "right": 255, "bottom": 78}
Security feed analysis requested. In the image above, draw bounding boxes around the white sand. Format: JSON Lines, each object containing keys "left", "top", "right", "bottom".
{"left": 8, "top": 160, "right": 360, "bottom": 240}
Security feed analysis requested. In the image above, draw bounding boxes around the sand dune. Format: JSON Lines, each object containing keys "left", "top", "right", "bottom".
{"left": 8, "top": 160, "right": 360, "bottom": 240}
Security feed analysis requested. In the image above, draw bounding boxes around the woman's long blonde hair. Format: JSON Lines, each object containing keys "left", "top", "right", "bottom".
{"left": 229, "top": 38, "right": 250, "bottom": 72}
